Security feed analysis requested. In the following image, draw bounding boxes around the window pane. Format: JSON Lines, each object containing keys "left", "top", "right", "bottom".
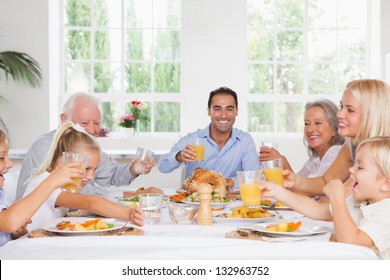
{"left": 94, "top": 30, "right": 121, "bottom": 60}
{"left": 93, "top": 0, "right": 121, "bottom": 28}
{"left": 64, "top": 62, "right": 91, "bottom": 94}
{"left": 276, "top": 64, "right": 303, "bottom": 94}
{"left": 337, "top": 63, "right": 366, "bottom": 92}
{"left": 338, "top": 0, "right": 367, "bottom": 28}
{"left": 249, "top": 64, "right": 273, "bottom": 94}
{"left": 248, "top": 30, "right": 274, "bottom": 60}
{"left": 308, "top": 30, "right": 337, "bottom": 62}
{"left": 276, "top": 102, "right": 304, "bottom": 133}
{"left": 308, "top": 63, "right": 336, "bottom": 94}
{"left": 338, "top": 30, "right": 366, "bottom": 61}
{"left": 277, "top": 0, "right": 304, "bottom": 28}
{"left": 247, "top": 0, "right": 275, "bottom": 28}
{"left": 125, "top": 30, "right": 153, "bottom": 60}
{"left": 248, "top": 102, "right": 274, "bottom": 133}
{"left": 125, "top": 63, "right": 152, "bottom": 93}
{"left": 94, "top": 62, "right": 120, "bottom": 93}
{"left": 153, "top": 0, "right": 181, "bottom": 28}
{"left": 276, "top": 31, "right": 303, "bottom": 61}
{"left": 64, "top": 30, "right": 91, "bottom": 60}
{"left": 64, "top": 0, "right": 91, "bottom": 27}
{"left": 101, "top": 101, "right": 120, "bottom": 131}
{"left": 308, "top": 0, "right": 337, "bottom": 28}
{"left": 154, "top": 63, "right": 180, "bottom": 93}
{"left": 154, "top": 102, "right": 180, "bottom": 132}
{"left": 125, "top": 0, "right": 153, "bottom": 28}
{"left": 154, "top": 30, "right": 181, "bottom": 60}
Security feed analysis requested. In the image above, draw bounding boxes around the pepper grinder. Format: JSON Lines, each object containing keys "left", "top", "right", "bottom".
{"left": 196, "top": 183, "right": 213, "bottom": 225}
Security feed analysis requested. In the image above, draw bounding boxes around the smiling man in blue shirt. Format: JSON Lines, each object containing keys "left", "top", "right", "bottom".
{"left": 158, "top": 86, "right": 260, "bottom": 189}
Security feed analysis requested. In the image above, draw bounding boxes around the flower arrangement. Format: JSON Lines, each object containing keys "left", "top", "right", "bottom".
{"left": 118, "top": 100, "right": 149, "bottom": 128}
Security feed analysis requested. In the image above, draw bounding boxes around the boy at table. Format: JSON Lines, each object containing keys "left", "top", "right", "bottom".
{"left": 259, "top": 136, "right": 390, "bottom": 259}
{"left": 158, "top": 86, "right": 260, "bottom": 189}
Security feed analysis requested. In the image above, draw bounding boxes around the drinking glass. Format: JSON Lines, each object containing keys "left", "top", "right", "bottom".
{"left": 189, "top": 137, "right": 205, "bottom": 161}
{"left": 133, "top": 147, "right": 154, "bottom": 174}
{"left": 260, "top": 158, "right": 284, "bottom": 186}
{"left": 261, "top": 141, "right": 278, "bottom": 149}
{"left": 61, "top": 152, "right": 89, "bottom": 193}
{"left": 139, "top": 194, "right": 163, "bottom": 225}
{"left": 236, "top": 170, "right": 262, "bottom": 207}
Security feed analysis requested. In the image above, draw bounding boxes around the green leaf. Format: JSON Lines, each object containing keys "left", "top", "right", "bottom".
{"left": 0, "top": 51, "right": 42, "bottom": 87}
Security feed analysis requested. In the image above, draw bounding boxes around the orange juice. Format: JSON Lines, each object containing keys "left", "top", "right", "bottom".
{"left": 192, "top": 145, "right": 205, "bottom": 161}
{"left": 264, "top": 168, "right": 284, "bottom": 186}
{"left": 239, "top": 183, "right": 261, "bottom": 207}
{"left": 62, "top": 165, "right": 86, "bottom": 192}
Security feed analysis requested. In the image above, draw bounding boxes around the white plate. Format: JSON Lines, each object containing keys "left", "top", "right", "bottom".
{"left": 214, "top": 215, "right": 275, "bottom": 224}
{"left": 43, "top": 217, "right": 124, "bottom": 236}
{"left": 252, "top": 222, "right": 329, "bottom": 236}
{"left": 181, "top": 200, "right": 234, "bottom": 208}
{"left": 260, "top": 199, "right": 291, "bottom": 210}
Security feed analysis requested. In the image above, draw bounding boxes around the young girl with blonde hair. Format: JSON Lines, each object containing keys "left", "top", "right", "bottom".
{"left": 260, "top": 136, "right": 390, "bottom": 259}
{"left": 0, "top": 127, "right": 86, "bottom": 246}
{"left": 23, "top": 121, "right": 144, "bottom": 230}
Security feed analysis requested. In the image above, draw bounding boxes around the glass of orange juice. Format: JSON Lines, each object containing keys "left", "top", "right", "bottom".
{"left": 189, "top": 137, "right": 205, "bottom": 161}
{"left": 260, "top": 158, "right": 284, "bottom": 186}
{"left": 61, "top": 152, "right": 89, "bottom": 192}
{"left": 237, "top": 170, "right": 263, "bottom": 207}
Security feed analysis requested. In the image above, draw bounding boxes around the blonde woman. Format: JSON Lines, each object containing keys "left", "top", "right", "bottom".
{"left": 284, "top": 79, "right": 390, "bottom": 196}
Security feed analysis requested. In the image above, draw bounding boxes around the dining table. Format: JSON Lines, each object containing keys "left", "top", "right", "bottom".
{"left": 0, "top": 188, "right": 378, "bottom": 260}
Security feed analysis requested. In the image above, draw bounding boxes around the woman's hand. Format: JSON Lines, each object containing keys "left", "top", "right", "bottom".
{"left": 259, "top": 147, "right": 282, "bottom": 163}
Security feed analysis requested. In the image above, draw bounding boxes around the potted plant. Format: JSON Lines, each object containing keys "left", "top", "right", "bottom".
{"left": 0, "top": 51, "right": 42, "bottom": 130}
{"left": 118, "top": 100, "right": 149, "bottom": 137}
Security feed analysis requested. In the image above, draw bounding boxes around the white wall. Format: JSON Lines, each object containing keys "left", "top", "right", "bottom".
{"left": 1, "top": 0, "right": 388, "bottom": 191}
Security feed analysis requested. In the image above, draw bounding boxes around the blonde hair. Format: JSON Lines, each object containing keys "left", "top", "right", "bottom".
{"left": 34, "top": 121, "right": 100, "bottom": 176}
{"left": 0, "top": 127, "right": 7, "bottom": 152}
{"left": 345, "top": 79, "right": 390, "bottom": 153}
{"left": 357, "top": 137, "right": 390, "bottom": 178}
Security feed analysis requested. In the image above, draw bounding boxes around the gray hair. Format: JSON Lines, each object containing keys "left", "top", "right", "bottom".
{"left": 62, "top": 92, "right": 101, "bottom": 120}
{"left": 304, "top": 99, "right": 345, "bottom": 158}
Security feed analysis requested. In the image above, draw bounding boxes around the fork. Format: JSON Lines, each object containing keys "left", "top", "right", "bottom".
{"left": 270, "top": 202, "right": 283, "bottom": 220}
{"left": 116, "top": 222, "right": 131, "bottom": 235}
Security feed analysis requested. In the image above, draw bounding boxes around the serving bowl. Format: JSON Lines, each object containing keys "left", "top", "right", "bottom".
{"left": 116, "top": 197, "right": 139, "bottom": 207}
{"left": 168, "top": 202, "right": 198, "bottom": 224}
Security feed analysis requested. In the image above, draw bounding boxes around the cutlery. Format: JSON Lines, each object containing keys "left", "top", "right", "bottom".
{"left": 116, "top": 221, "right": 131, "bottom": 235}
{"left": 269, "top": 202, "right": 283, "bottom": 219}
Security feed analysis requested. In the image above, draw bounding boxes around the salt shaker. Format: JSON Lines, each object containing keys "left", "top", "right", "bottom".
{"left": 196, "top": 183, "right": 213, "bottom": 225}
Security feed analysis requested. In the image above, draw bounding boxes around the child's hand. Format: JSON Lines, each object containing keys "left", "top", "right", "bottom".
{"left": 258, "top": 180, "right": 283, "bottom": 198}
{"left": 282, "top": 169, "right": 298, "bottom": 189}
{"left": 11, "top": 219, "right": 31, "bottom": 239}
{"left": 129, "top": 207, "right": 144, "bottom": 227}
{"left": 46, "top": 162, "right": 86, "bottom": 189}
{"left": 323, "top": 179, "right": 347, "bottom": 202}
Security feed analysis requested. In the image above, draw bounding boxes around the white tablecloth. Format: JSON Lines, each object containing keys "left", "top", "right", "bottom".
{"left": 0, "top": 191, "right": 378, "bottom": 260}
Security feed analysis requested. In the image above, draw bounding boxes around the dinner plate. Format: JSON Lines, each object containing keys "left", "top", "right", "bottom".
{"left": 43, "top": 217, "right": 124, "bottom": 236}
{"left": 181, "top": 199, "right": 234, "bottom": 208}
{"left": 252, "top": 222, "right": 329, "bottom": 236}
{"left": 213, "top": 215, "right": 275, "bottom": 224}
{"left": 260, "top": 199, "right": 291, "bottom": 210}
